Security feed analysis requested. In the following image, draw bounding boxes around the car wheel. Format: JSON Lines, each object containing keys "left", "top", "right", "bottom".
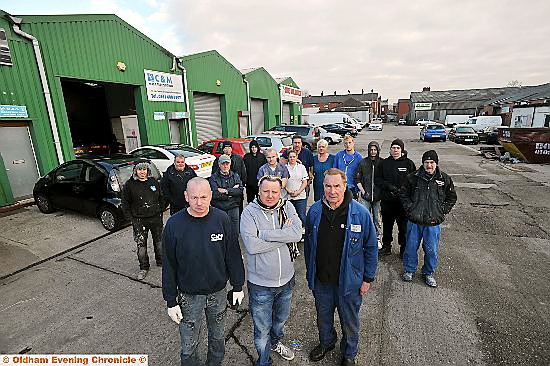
{"left": 35, "top": 193, "right": 55, "bottom": 213}
{"left": 325, "top": 137, "right": 333, "bottom": 144}
{"left": 99, "top": 206, "right": 122, "bottom": 231}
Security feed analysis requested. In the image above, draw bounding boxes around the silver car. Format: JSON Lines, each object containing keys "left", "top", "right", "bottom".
{"left": 245, "top": 134, "right": 293, "bottom": 157}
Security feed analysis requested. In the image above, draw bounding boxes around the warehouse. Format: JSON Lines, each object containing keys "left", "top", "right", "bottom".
{"left": 241, "top": 67, "right": 280, "bottom": 135}
{"left": 276, "top": 77, "right": 303, "bottom": 125}
{"left": 179, "top": 50, "right": 249, "bottom": 145}
{"left": 0, "top": 11, "right": 186, "bottom": 206}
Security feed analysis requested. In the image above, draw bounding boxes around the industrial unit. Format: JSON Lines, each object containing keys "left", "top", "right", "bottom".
{"left": 0, "top": 11, "right": 303, "bottom": 207}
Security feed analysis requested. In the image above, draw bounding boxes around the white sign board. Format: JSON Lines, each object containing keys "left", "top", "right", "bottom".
{"left": 281, "top": 85, "right": 303, "bottom": 103}
{"left": 414, "top": 102, "right": 432, "bottom": 111}
{"left": 144, "top": 69, "right": 184, "bottom": 103}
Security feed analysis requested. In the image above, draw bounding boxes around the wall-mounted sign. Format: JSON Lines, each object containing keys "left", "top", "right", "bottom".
{"left": 144, "top": 69, "right": 184, "bottom": 103}
{"left": 281, "top": 85, "right": 303, "bottom": 103}
{"left": 0, "top": 105, "right": 28, "bottom": 118}
{"left": 414, "top": 102, "right": 432, "bottom": 111}
{"left": 153, "top": 112, "right": 166, "bottom": 120}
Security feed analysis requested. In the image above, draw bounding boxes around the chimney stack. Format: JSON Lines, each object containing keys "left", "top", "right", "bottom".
{"left": 423, "top": 86, "right": 431, "bottom": 92}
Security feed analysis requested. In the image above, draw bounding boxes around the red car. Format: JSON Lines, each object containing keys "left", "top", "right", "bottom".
{"left": 196, "top": 138, "right": 252, "bottom": 157}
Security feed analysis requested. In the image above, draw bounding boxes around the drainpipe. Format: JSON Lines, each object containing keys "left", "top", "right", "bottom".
{"left": 9, "top": 15, "right": 64, "bottom": 164}
{"left": 279, "top": 84, "right": 283, "bottom": 125}
{"left": 243, "top": 77, "right": 251, "bottom": 135}
{"left": 174, "top": 58, "right": 193, "bottom": 146}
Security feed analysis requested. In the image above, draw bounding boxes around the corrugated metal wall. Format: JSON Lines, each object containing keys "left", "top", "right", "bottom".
{"left": 245, "top": 68, "right": 279, "bottom": 130}
{"left": 18, "top": 14, "right": 185, "bottom": 160}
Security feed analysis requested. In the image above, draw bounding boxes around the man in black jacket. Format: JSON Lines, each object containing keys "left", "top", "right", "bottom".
{"left": 355, "top": 141, "right": 384, "bottom": 246}
{"left": 378, "top": 139, "right": 416, "bottom": 257}
{"left": 400, "top": 150, "right": 457, "bottom": 287}
{"left": 213, "top": 141, "right": 247, "bottom": 213}
{"left": 209, "top": 155, "right": 244, "bottom": 238}
{"left": 161, "top": 153, "right": 197, "bottom": 215}
{"left": 243, "top": 140, "right": 267, "bottom": 203}
{"left": 162, "top": 177, "right": 245, "bottom": 365}
{"left": 121, "top": 162, "right": 165, "bottom": 280}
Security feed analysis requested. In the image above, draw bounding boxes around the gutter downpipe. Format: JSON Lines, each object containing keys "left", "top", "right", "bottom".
{"left": 173, "top": 57, "right": 193, "bottom": 147}
{"left": 243, "top": 77, "right": 251, "bottom": 135}
{"left": 279, "top": 84, "right": 283, "bottom": 125}
{"left": 9, "top": 16, "right": 64, "bottom": 164}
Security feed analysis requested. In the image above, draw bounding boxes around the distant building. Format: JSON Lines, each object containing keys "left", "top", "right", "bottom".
{"left": 303, "top": 92, "right": 381, "bottom": 117}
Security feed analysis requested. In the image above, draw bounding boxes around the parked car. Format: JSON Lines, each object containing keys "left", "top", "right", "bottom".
{"left": 268, "top": 124, "right": 320, "bottom": 150}
{"left": 318, "top": 126, "right": 343, "bottom": 145}
{"left": 459, "top": 116, "right": 502, "bottom": 132}
{"left": 398, "top": 118, "right": 407, "bottom": 125}
{"left": 196, "top": 138, "right": 251, "bottom": 158}
{"left": 321, "top": 123, "right": 358, "bottom": 137}
{"left": 450, "top": 126, "right": 479, "bottom": 145}
{"left": 245, "top": 134, "right": 293, "bottom": 156}
{"left": 130, "top": 144, "right": 216, "bottom": 178}
{"left": 416, "top": 118, "right": 432, "bottom": 126}
{"left": 478, "top": 126, "right": 500, "bottom": 144}
{"left": 420, "top": 123, "right": 447, "bottom": 142}
{"left": 33, "top": 155, "right": 161, "bottom": 231}
{"left": 368, "top": 122, "right": 383, "bottom": 131}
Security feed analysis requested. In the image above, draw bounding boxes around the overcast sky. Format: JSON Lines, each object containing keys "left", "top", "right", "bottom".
{"left": 5, "top": 0, "right": 550, "bottom": 103}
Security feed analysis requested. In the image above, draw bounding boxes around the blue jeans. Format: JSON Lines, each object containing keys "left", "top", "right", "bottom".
{"left": 312, "top": 279, "right": 363, "bottom": 359}
{"left": 358, "top": 198, "right": 381, "bottom": 240}
{"left": 178, "top": 288, "right": 227, "bottom": 366}
{"left": 248, "top": 277, "right": 295, "bottom": 366}
{"left": 290, "top": 199, "right": 307, "bottom": 228}
{"left": 403, "top": 221, "right": 441, "bottom": 275}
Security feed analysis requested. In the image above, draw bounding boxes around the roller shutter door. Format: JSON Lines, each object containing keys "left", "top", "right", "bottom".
{"left": 194, "top": 92, "right": 222, "bottom": 144}
{"left": 282, "top": 103, "right": 291, "bottom": 124}
{"left": 251, "top": 99, "right": 266, "bottom": 134}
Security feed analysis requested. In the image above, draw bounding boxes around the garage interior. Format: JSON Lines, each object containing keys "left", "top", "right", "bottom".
{"left": 61, "top": 79, "right": 139, "bottom": 155}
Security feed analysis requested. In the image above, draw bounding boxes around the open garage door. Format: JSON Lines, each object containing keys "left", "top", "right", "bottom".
{"left": 282, "top": 102, "right": 291, "bottom": 124}
{"left": 251, "top": 99, "right": 266, "bottom": 134}
{"left": 194, "top": 92, "right": 222, "bottom": 144}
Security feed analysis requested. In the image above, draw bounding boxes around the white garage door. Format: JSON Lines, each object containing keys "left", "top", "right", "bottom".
{"left": 251, "top": 99, "right": 266, "bottom": 135}
{"left": 193, "top": 92, "right": 222, "bottom": 144}
{"left": 282, "top": 103, "right": 291, "bottom": 124}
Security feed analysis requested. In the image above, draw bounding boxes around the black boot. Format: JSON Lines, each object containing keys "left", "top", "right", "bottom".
{"left": 309, "top": 343, "right": 336, "bottom": 362}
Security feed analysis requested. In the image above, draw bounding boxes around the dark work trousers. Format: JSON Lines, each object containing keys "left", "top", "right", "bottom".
{"left": 380, "top": 200, "right": 408, "bottom": 255}
{"left": 132, "top": 214, "right": 163, "bottom": 270}
{"left": 246, "top": 184, "right": 259, "bottom": 204}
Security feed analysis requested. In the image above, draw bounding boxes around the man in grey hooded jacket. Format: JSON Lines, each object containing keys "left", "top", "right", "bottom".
{"left": 240, "top": 175, "right": 303, "bottom": 366}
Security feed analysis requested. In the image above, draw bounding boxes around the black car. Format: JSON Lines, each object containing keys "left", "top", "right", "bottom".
{"left": 321, "top": 123, "right": 358, "bottom": 137}
{"left": 478, "top": 126, "right": 499, "bottom": 144}
{"left": 451, "top": 126, "right": 479, "bottom": 145}
{"left": 33, "top": 155, "right": 161, "bottom": 231}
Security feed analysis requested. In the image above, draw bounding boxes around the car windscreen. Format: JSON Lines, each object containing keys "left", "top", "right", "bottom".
{"left": 114, "top": 163, "right": 161, "bottom": 185}
{"left": 281, "top": 137, "right": 292, "bottom": 146}
{"left": 427, "top": 125, "right": 445, "bottom": 130}
{"left": 167, "top": 147, "right": 204, "bottom": 158}
{"left": 457, "top": 127, "right": 475, "bottom": 133}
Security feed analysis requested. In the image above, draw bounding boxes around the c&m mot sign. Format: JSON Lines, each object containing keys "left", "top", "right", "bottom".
{"left": 144, "top": 70, "right": 184, "bottom": 103}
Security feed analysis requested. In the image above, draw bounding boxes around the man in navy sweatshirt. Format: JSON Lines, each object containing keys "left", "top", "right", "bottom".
{"left": 162, "top": 177, "right": 245, "bottom": 366}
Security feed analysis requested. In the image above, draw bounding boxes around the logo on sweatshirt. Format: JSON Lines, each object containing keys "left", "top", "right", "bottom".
{"left": 150, "top": 185, "right": 157, "bottom": 191}
{"left": 211, "top": 233, "right": 224, "bottom": 242}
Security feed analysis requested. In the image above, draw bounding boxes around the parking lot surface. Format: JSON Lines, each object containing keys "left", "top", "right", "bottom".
{"left": 1, "top": 124, "right": 549, "bottom": 365}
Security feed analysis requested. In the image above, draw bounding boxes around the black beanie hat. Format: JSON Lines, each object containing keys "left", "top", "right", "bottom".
{"left": 221, "top": 140, "right": 232, "bottom": 148}
{"left": 422, "top": 150, "right": 439, "bottom": 164}
{"left": 391, "top": 138, "right": 404, "bottom": 150}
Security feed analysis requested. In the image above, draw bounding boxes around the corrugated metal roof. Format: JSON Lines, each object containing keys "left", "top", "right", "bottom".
{"left": 410, "top": 87, "right": 517, "bottom": 103}
{"left": 486, "top": 83, "right": 550, "bottom": 105}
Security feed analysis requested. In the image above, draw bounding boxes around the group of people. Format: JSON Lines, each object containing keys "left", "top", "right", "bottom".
{"left": 120, "top": 133, "right": 457, "bottom": 366}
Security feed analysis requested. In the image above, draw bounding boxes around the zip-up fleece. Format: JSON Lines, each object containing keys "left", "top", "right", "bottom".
{"left": 400, "top": 167, "right": 457, "bottom": 226}
{"left": 355, "top": 141, "right": 384, "bottom": 202}
{"left": 121, "top": 177, "right": 164, "bottom": 218}
{"left": 305, "top": 198, "right": 378, "bottom": 296}
{"left": 378, "top": 154, "right": 416, "bottom": 202}
{"left": 240, "top": 199, "right": 303, "bottom": 287}
{"left": 161, "top": 164, "right": 197, "bottom": 210}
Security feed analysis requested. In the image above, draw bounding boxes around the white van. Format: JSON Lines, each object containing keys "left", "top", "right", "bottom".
{"left": 306, "top": 112, "right": 357, "bottom": 128}
{"left": 459, "top": 116, "right": 502, "bottom": 132}
{"left": 445, "top": 114, "right": 472, "bottom": 127}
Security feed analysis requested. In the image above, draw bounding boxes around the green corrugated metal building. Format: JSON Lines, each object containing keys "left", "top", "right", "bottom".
{"left": 0, "top": 11, "right": 186, "bottom": 206}
{"left": 277, "top": 76, "right": 303, "bottom": 125}
{"left": 0, "top": 10, "right": 303, "bottom": 207}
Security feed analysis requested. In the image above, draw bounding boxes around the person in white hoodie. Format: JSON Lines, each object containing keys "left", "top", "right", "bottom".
{"left": 240, "top": 175, "right": 303, "bottom": 366}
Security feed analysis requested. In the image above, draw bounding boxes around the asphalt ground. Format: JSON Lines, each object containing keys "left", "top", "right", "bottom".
{"left": 1, "top": 124, "right": 549, "bottom": 365}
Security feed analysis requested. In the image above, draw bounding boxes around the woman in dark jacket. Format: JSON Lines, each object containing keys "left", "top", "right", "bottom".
{"left": 243, "top": 140, "right": 267, "bottom": 203}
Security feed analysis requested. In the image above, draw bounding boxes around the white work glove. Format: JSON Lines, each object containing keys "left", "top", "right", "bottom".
{"left": 232, "top": 291, "right": 245, "bottom": 306}
{"left": 167, "top": 305, "right": 183, "bottom": 324}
